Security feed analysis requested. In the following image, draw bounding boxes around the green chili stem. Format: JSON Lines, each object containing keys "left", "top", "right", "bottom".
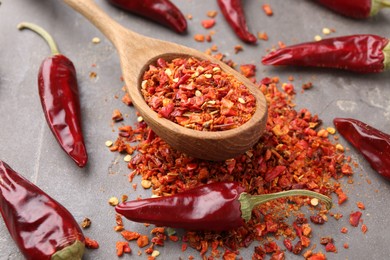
{"left": 380, "top": 1, "right": 390, "bottom": 7}
{"left": 383, "top": 41, "right": 390, "bottom": 71}
{"left": 17, "top": 22, "right": 60, "bottom": 55}
{"left": 239, "top": 189, "right": 332, "bottom": 222}
{"left": 51, "top": 240, "right": 85, "bottom": 260}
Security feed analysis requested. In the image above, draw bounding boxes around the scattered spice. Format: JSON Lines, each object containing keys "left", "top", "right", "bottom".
{"left": 361, "top": 224, "right": 368, "bottom": 234}
{"left": 141, "top": 57, "right": 256, "bottom": 131}
{"left": 258, "top": 32, "right": 269, "bottom": 41}
{"left": 349, "top": 211, "right": 362, "bottom": 227}
{"left": 207, "top": 10, "right": 218, "bottom": 18}
{"left": 112, "top": 109, "right": 123, "bottom": 121}
{"left": 201, "top": 19, "right": 216, "bottom": 29}
{"left": 194, "top": 34, "right": 205, "bottom": 42}
{"left": 116, "top": 241, "right": 131, "bottom": 256}
{"left": 262, "top": 4, "right": 273, "bottom": 16}
{"left": 110, "top": 74, "right": 355, "bottom": 258}
{"left": 85, "top": 237, "right": 99, "bottom": 249}
{"left": 357, "top": 201, "right": 366, "bottom": 210}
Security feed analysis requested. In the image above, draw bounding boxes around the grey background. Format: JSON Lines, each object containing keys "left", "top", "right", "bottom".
{"left": 1, "top": 0, "right": 390, "bottom": 259}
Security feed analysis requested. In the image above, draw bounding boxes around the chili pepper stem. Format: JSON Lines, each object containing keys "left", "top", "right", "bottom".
{"left": 371, "top": 0, "right": 390, "bottom": 16}
{"left": 239, "top": 190, "right": 332, "bottom": 222}
{"left": 51, "top": 240, "right": 85, "bottom": 260}
{"left": 17, "top": 22, "right": 60, "bottom": 55}
{"left": 384, "top": 42, "right": 390, "bottom": 70}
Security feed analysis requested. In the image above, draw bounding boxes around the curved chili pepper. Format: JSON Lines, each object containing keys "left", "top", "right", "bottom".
{"left": 316, "top": 0, "right": 390, "bottom": 19}
{"left": 262, "top": 34, "right": 390, "bottom": 73}
{"left": 18, "top": 22, "right": 88, "bottom": 167}
{"left": 115, "top": 181, "right": 332, "bottom": 231}
{"left": 0, "top": 160, "right": 85, "bottom": 259}
{"left": 334, "top": 118, "right": 390, "bottom": 180}
{"left": 217, "top": 0, "right": 257, "bottom": 44}
{"left": 107, "top": 0, "right": 187, "bottom": 34}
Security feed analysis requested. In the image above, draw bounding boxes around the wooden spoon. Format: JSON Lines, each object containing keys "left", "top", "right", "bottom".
{"left": 63, "top": 0, "right": 267, "bottom": 161}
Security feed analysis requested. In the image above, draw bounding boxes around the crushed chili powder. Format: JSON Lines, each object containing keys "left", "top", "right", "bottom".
{"left": 141, "top": 57, "right": 256, "bottom": 131}
{"left": 110, "top": 68, "right": 356, "bottom": 258}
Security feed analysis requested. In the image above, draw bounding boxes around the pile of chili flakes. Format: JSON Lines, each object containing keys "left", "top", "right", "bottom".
{"left": 109, "top": 65, "right": 357, "bottom": 259}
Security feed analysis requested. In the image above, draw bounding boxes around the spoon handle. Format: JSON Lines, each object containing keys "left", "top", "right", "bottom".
{"left": 63, "top": 0, "right": 140, "bottom": 46}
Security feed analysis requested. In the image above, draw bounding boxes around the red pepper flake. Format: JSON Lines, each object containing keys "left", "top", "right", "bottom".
{"left": 308, "top": 252, "right": 327, "bottom": 260}
{"left": 325, "top": 242, "right": 337, "bottom": 253}
{"left": 340, "top": 227, "right": 348, "bottom": 233}
{"left": 116, "top": 241, "right": 131, "bottom": 256}
{"left": 110, "top": 76, "right": 354, "bottom": 259}
{"left": 349, "top": 211, "right": 362, "bottom": 227}
{"left": 262, "top": 4, "right": 273, "bottom": 16}
{"left": 122, "top": 92, "right": 133, "bottom": 106}
{"left": 361, "top": 224, "right": 368, "bottom": 234}
{"left": 112, "top": 109, "right": 123, "bottom": 121}
{"left": 343, "top": 243, "right": 349, "bottom": 249}
{"left": 239, "top": 64, "right": 256, "bottom": 78}
{"left": 335, "top": 188, "right": 348, "bottom": 205}
{"left": 310, "top": 214, "right": 325, "bottom": 225}
{"left": 181, "top": 243, "right": 188, "bottom": 252}
{"left": 258, "top": 32, "right": 269, "bottom": 41}
{"left": 201, "top": 19, "right": 216, "bottom": 29}
{"left": 85, "top": 236, "right": 99, "bottom": 249}
{"left": 121, "top": 230, "right": 141, "bottom": 241}
{"left": 137, "top": 235, "right": 150, "bottom": 248}
{"left": 302, "top": 82, "right": 313, "bottom": 90}
{"left": 283, "top": 238, "right": 293, "bottom": 252}
{"left": 278, "top": 41, "right": 286, "bottom": 49}
{"left": 207, "top": 10, "right": 218, "bottom": 18}
{"left": 141, "top": 57, "right": 256, "bottom": 131}
{"left": 234, "top": 45, "right": 243, "bottom": 53}
{"left": 194, "top": 34, "right": 205, "bottom": 42}
{"left": 356, "top": 201, "right": 365, "bottom": 210}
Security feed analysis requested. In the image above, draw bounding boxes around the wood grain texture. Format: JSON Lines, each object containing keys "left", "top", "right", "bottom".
{"left": 63, "top": 0, "right": 267, "bottom": 160}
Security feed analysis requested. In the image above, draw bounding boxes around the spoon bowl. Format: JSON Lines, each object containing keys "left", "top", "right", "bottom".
{"left": 63, "top": 0, "right": 267, "bottom": 161}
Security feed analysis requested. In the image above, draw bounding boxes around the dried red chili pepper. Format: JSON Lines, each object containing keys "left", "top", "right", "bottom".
{"left": 262, "top": 34, "right": 390, "bottom": 73}
{"left": 18, "top": 22, "right": 88, "bottom": 167}
{"left": 334, "top": 118, "right": 390, "bottom": 180}
{"left": 107, "top": 0, "right": 187, "bottom": 33}
{"left": 0, "top": 161, "right": 85, "bottom": 259}
{"left": 316, "top": 0, "right": 390, "bottom": 19}
{"left": 217, "top": 0, "right": 257, "bottom": 43}
{"left": 116, "top": 181, "right": 332, "bottom": 231}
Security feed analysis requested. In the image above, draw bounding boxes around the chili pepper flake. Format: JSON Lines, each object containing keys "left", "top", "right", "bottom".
{"left": 340, "top": 227, "right": 348, "bottom": 233}
{"left": 116, "top": 241, "right": 131, "bottom": 256}
{"left": 112, "top": 109, "right": 123, "bottom": 122}
{"left": 137, "top": 235, "right": 150, "bottom": 248}
{"left": 361, "top": 224, "right": 368, "bottom": 234}
{"left": 141, "top": 57, "right": 256, "bottom": 131}
{"left": 201, "top": 19, "right": 216, "bottom": 29}
{"left": 121, "top": 230, "right": 141, "bottom": 241}
{"left": 262, "top": 4, "right": 273, "bottom": 16}
{"left": 356, "top": 201, "right": 365, "bottom": 210}
{"left": 258, "top": 32, "right": 269, "bottom": 41}
{"left": 349, "top": 211, "right": 362, "bottom": 227}
{"left": 85, "top": 237, "right": 99, "bottom": 249}
{"left": 110, "top": 75, "right": 355, "bottom": 259}
{"left": 194, "top": 34, "right": 205, "bottom": 42}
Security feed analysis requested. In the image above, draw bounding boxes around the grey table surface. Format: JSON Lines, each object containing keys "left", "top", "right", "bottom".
{"left": 1, "top": 0, "right": 390, "bottom": 259}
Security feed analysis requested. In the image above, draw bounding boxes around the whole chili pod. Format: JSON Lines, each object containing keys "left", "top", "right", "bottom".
{"left": 107, "top": 0, "right": 187, "bottom": 34}
{"left": 316, "top": 0, "right": 390, "bottom": 19}
{"left": 261, "top": 34, "right": 390, "bottom": 73}
{"left": 115, "top": 181, "right": 332, "bottom": 231}
{"left": 217, "top": 0, "right": 257, "bottom": 44}
{"left": 18, "top": 22, "right": 88, "bottom": 167}
{"left": 0, "top": 160, "right": 85, "bottom": 259}
{"left": 334, "top": 118, "right": 390, "bottom": 180}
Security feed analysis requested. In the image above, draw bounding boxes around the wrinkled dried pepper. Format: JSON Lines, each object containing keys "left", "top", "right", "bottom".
{"left": 18, "top": 22, "right": 88, "bottom": 167}
{"left": 116, "top": 181, "right": 332, "bottom": 231}
{"left": 316, "top": 0, "right": 390, "bottom": 19}
{"left": 262, "top": 34, "right": 390, "bottom": 73}
{"left": 334, "top": 117, "right": 390, "bottom": 180}
{"left": 0, "top": 161, "right": 85, "bottom": 259}
{"left": 217, "top": 0, "right": 257, "bottom": 43}
{"left": 107, "top": 0, "right": 187, "bottom": 33}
